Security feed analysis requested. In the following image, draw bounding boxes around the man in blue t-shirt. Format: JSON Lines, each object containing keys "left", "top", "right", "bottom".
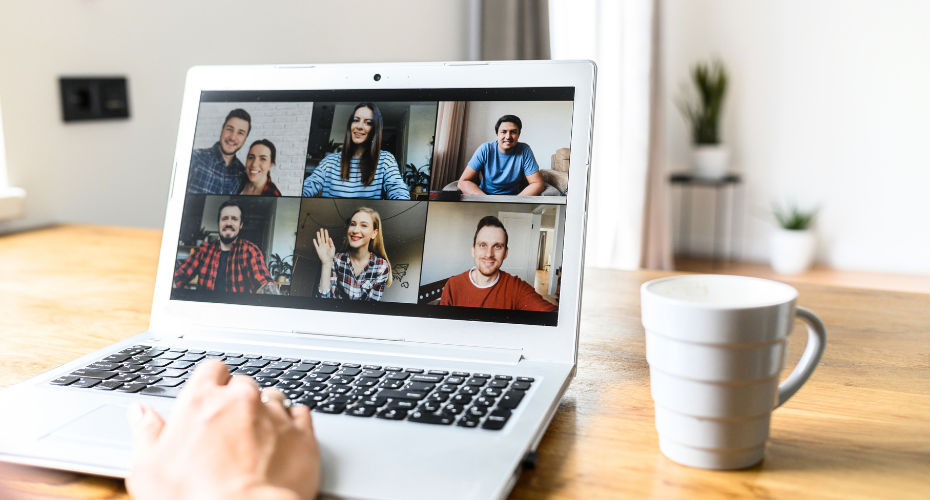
{"left": 457, "top": 115, "right": 546, "bottom": 196}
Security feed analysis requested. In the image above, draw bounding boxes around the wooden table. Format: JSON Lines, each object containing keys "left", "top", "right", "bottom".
{"left": 1, "top": 225, "right": 928, "bottom": 499}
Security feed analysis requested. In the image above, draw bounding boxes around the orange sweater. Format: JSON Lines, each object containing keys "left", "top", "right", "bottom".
{"left": 439, "top": 270, "right": 557, "bottom": 312}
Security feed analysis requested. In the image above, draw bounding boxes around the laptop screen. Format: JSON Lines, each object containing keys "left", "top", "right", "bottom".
{"left": 172, "top": 88, "right": 574, "bottom": 327}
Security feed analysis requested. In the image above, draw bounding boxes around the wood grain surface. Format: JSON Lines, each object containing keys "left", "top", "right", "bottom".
{"left": 1, "top": 225, "right": 928, "bottom": 499}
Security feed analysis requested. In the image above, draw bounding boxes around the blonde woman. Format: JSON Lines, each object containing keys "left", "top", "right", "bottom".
{"left": 313, "top": 207, "right": 392, "bottom": 301}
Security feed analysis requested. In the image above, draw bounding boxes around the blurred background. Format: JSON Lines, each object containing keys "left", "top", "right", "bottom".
{"left": 0, "top": 0, "right": 927, "bottom": 291}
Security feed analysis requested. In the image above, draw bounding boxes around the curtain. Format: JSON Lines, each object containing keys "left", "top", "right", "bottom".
{"left": 430, "top": 101, "right": 470, "bottom": 191}
{"left": 480, "top": 0, "right": 551, "bottom": 60}
{"left": 549, "top": 0, "right": 671, "bottom": 270}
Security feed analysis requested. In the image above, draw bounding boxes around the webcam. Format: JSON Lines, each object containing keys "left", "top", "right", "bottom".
{"left": 373, "top": 74, "right": 382, "bottom": 82}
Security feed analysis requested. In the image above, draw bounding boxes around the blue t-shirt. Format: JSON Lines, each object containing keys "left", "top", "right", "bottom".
{"left": 466, "top": 141, "right": 540, "bottom": 195}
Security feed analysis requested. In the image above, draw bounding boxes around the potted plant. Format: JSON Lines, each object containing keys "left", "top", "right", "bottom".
{"left": 267, "top": 253, "right": 294, "bottom": 285}
{"left": 771, "top": 203, "right": 819, "bottom": 275}
{"left": 403, "top": 163, "right": 431, "bottom": 196}
{"left": 677, "top": 60, "right": 729, "bottom": 179}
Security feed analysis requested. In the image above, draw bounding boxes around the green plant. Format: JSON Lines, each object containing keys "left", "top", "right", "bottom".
{"left": 403, "top": 163, "right": 431, "bottom": 190}
{"left": 677, "top": 60, "right": 728, "bottom": 145}
{"left": 267, "top": 253, "right": 294, "bottom": 281}
{"left": 773, "top": 203, "right": 819, "bottom": 230}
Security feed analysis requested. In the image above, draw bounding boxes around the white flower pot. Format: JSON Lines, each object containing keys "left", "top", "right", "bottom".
{"left": 691, "top": 145, "right": 730, "bottom": 179}
{"left": 771, "top": 228, "right": 816, "bottom": 275}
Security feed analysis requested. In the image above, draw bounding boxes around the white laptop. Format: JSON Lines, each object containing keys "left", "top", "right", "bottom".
{"left": 0, "top": 61, "right": 595, "bottom": 500}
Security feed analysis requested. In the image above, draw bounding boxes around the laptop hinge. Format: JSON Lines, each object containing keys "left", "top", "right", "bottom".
{"left": 168, "top": 327, "right": 524, "bottom": 365}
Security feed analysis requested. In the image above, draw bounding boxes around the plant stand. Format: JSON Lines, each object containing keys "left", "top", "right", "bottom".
{"left": 670, "top": 172, "right": 744, "bottom": 268}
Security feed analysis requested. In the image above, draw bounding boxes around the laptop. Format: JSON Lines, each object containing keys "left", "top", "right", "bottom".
{"left": 0, "top": 61, "right": 595, "bottom": 500}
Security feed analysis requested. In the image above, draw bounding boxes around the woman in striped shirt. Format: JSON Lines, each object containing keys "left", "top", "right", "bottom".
{"left": 302, "top": 102, "right": 410, "bottom": 200}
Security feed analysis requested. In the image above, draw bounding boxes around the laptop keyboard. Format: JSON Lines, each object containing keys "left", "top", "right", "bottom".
{"left": 49, "top": 345, "right": 535, "bottom": 430}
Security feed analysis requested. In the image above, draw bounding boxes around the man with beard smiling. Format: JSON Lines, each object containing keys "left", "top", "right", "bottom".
{"left": 440, "top": 216, "right": 555, "bottom": 311}
{"left": 174, "top": 200, "right": 280, "bottom": 294}
{"left": 187, "top": 109, "right": 251, "bottom": 194}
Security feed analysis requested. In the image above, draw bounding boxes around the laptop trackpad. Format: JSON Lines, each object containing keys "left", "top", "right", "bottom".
{"left": 42, "top": 404, "right": 133, "bottom": 449}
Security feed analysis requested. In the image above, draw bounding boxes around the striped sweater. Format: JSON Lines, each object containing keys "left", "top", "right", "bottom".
{"left": 302, "top": 151, "right": 410, "bottom": 199}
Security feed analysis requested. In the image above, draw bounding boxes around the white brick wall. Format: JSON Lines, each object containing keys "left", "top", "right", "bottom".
{"left": 192, "top": 102, "right": 312, "bottom": 197}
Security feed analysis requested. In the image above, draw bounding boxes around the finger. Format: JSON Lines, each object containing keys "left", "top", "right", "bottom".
{"left": 289, "top": 404, "right": 313, "bottom": 432}
{"left": 228, "top": 373, "right": 261, "bottom": 393}
{"left": 185, "top": 359, "right": 231, "bottom": 390}
{"left": 259, "top": 388, "right": 293, "bottom": 423}
{"left": 128, "top": 403, "right": 165, "bottom": 460}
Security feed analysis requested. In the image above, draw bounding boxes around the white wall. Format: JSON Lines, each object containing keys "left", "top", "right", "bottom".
{"left": 0, "top": 0, "right": 469, "bottom": 233}
{"left": 381, "top": 238, "right": 424, "bottom": 304}
{"left": 664, "top": 0, "right": 930, "bottom": 275}
{"left": 407, "top": 104, "right": 438, "bottom": 170}
{"left": 270, "top": 198, "right": 300, "bottom": 265}
{"left": 192, "top": 102, "right": 313, "bottom": 197}
{"left": 463, "top": 101, "right": 573, "bottom": 170}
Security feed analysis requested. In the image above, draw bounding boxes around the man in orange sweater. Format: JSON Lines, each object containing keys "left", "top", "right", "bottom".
{"left": 440, "top": 216, "right": 557, "bottom": 312}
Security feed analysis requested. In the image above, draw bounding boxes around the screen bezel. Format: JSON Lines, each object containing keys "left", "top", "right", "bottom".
{"left": 150, "top": 61, "right": 595, "bottom": 365}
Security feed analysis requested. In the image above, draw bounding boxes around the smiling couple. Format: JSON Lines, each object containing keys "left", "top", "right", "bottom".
{"left": 187, "top": 108, "right": 282, "bottom": 197}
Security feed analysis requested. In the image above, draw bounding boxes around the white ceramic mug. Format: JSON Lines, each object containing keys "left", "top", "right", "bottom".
{"left": 641, "top": 275, "right": 827, "bottom": 470}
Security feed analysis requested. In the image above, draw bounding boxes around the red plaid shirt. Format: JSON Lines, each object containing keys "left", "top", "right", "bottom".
{"left": 174, "top": 239, "right": 273, "bottom": 293}
{"left": 320, "top": 252, "right": 389, "bottom": 301}
{"left": 260, "top": 179, "right": 281, "bottom": 197}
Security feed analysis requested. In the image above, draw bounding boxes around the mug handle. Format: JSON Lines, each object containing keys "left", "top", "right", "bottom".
{"left": 776, "top": 306, "right": 827, "bottom": 407}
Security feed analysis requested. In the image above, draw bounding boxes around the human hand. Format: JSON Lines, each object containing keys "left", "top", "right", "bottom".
{"left": 312, "top": 229, "right": 335, "bottom": 265}
{"left": 126, "top": 360, "right": 320, "bottom": 500}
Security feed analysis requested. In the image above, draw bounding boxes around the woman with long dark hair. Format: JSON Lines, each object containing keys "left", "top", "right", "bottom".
{"left": 302, "top": 102, "right": 409, "bottom": 199}
{"left": 313, "top": 207, "right": 393, "bottom": 301}
{"left": 239, "top": 139, "right": 281, "bottom": 196}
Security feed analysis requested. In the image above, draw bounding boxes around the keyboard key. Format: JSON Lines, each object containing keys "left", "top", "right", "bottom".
{"left": 474, "top": 396, "right": 496, "bottom": 407}
{"left": 245, "top": 360, "right": 270, "bottom": 368}
{"left": 322, "top": 361, "right": 341, "bottom": 367}
{"left": 234, "top": 367, "right": 261, "bottom": 376}
{"left": 408, "top": 411, "right": 454, "bottom": 425}
{"left": 386, "top": 399, "right": 417, "bottom": 410}
{"left": 88, "top": 362, "right": 121, "bottom": 371}
{"left": 135, "top": 376, "right": 163, "bottom": 385}
{"left": 465, "top": 378, "right": 487, "bottom": 386}
{"left": 116, "top": 383, "right": 147, "bottom": 393}
{"left": 268, "top": 362, "right": 292, "bottom": 370}
{"left": 161, "top": 369, "right": 188, "bottom": 378}
{"left": 205, "top": 351, "right": 225, "bottom": 356}
{"left": 489, "top": 380, "right": 510, "bottom": 388}
{"left": 168, "top": 348, "right": 188, "bottom": 353}
{"left": 452, "top": 371, "right": 470, "bottom": 377}
{"left": 405, "top": 368, "right": 424, "bottom": 374}
{"left": 494, "top": 375, "right": 513, "bottom": 381}
{"left": 355, "top": 378, "right": 379, "bottom": 387}
{"left": 293, "top": 397, "right": 317, "bottom": 409}
{"left": 386, "top": 372, "right": 410, "bottom": 381}
{"left": 158, "top": 352, "right": 183, "bottom": 360}
{"left": 346, "top": 405, "right": 377, "bottom": 417}
{"left": 482, "top": 387, "right": 504, "bottom": 398}
{"left": 512, "top": 381, "right": 532, "bottom": 391}
{"left": 342, "top": 363, "right": 361, "bottom": 369}
{"left": 459, "top": 385, "right": 480, "bottom": 395}
{"left": 255, "top": 378, "right": 278, "bottom": 388}
{"left": 114, "top": 365, "right": 144, "bottom": 373}
{"left": 282, "top": 357, "right": 300, "bottom": 363}
{"left": 102, "top": 355, "right": 131, "bottom": 363}
{"left": 300, "top": 359, "right": 320, "bottom": 365}
{"left": 149, "top": 359, "right": 174, "bottom": 367}
{"left": 224, "top": 358, "right": 247, "bottom": 366}
{"left": 336, "top": 368, "right": 362, "bottom": 377}
{"left": 70, "top": 369, "right": 117, "bottom": 380}
{"left": 428, "top": 370, "right": 449, "bottom": 376}
{"left": 225, "top": 353, "right": 243, "bottom": 358}
{"left": 94, "top": 381, "right": 123, "bottom": 391}
{"left": 442, "top": 403, "right": 466, "bottom": 415}
{"left": 71, "top": 378, "right": 99, "bottom": 388}
{"left": 50, "top": 376, "right": 80, "bottom": 386}
{"left": 179, "top": 354, "right": 204, "bottom": 362}
{"left": 111, "top": 373, "right": 140, "bottom": 383}
{"left": 154, "top": 378, "right": 184, "bottom": 388}
{"left": 445, "top": 376, "right": 465, "bottom": 385}
{"left": 276, "top": 380, "right": 303, "bottom": 390}
{"left": 467, "top": 405, "right": 488, "bottom": 417}
{"left": 313, "top": 365, "right": 338, "bottom": 375}
{"left": 167, "top": 361, "right": 194, "bottom": 370}
{"left": 305, "top": 374, "right": 330, "bottom": 383}
{"left": 262, "top": 356, "right": 282, "bottom": 362}
{"left": 187, "top": 350, "right": 206, "bottom": 355}
{"left": 304, "top": 383, "right": 329, "bottom": 393}
{"left": 381, "top": 379, "right": 405, "bottom": 389}
{"left": 243, "top": 354, "right": 262, "bottom": 359}
{"left": 517, "top": 377, "right": 535, "bottom": 382}
{"left": 498, "top": 391, "right": 525, "bottom": 409}
{"left": 384, "top": 366, "right": 402, "bottom": 372}
{"left": 419, "top": 401, "right": 442, "bottom": 412}
{"left": 363, "top": 365, "right": 382, "bottom": 370}
{"left": 330, "top": 376, "right": 355, "bottom": 385}
{"left": 378, "top": 389, "right": 427, "bottom": 400}
{"left": 473, "top": 373, "right": 491, "bottom": 379}
{"left": 280, "top": 371, "right": 307, "bottom": 381}
{"left": 141, "top": 386, "right": 182, "bottom": 398}
{"left": 451, "top": 394, "right": 473, "bottom": 404}
{"left": 315, "top": 403, "right": 346, "bottom": 414}
{"left": 377, "top": 408, "right": 408, "bottom": 420}
{"left": 482, "top": 409, "right": 512, "bottom": 430}
{"left": 289, "top": 363, "right": 317, "bottom": 372}
{"left": 439, "top": 384, "right": 458, "bottom": 393}
{"left": 257, "top": 369, "right": 284, "bottom": 378}
{"left": 360, "top": 370, "right": 385, "bottom": 378}
{"left": 411, "top": 374, "right": 444, "bottom": 383}
{"left": 426, "top": 392, "right": 449, "bottom": 402}
{"left": 457, "top": 414, "right": 481, "bottom": 428}
{"left": 405, "top": 382, "right": 435, "bottom": 392}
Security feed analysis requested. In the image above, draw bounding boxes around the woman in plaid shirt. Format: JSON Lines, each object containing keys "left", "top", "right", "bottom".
{"left": 313, "top": 207, "right": 393, "bottom": 301}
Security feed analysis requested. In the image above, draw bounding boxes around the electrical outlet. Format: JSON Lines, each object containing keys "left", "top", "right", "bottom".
{"left": 59, "top": 77, "right": 130, "bottom": 122}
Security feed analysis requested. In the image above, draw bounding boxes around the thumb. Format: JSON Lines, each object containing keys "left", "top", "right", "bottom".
{"left": 128, "top": 403, "right": 164, "bottom": 458}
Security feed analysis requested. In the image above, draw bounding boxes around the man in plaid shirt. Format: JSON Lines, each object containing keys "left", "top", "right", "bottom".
{"left": 187, "top": 109, "right": 251, "bottom": 194}
{"left": 174, "top": 200, "right": 279, "bottom": 294}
